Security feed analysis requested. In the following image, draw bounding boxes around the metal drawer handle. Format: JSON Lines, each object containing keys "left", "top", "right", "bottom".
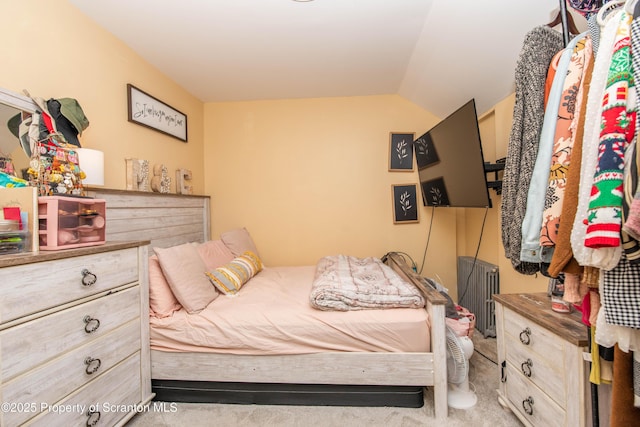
{"left": 522, "top": 396, "right": 534, "bottom": 416}
{"left": 84, "top": 356, "right": 102, "bottom": 375}
{"left": 521, "top": 358, "right": 533, "bottom": 377}
{"left": 519, "top": 327, "right": 531, "bottom": 345}
{"left": 81, "top": 269, "right": 97, "bottom": 287}
{"left": 86, "top": 409, "right": 101, "bottom": 426}
{"left": 83, "top": 315, "right": 101, "bottom": 334}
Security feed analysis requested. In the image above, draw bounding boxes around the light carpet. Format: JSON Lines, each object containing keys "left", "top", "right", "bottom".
{"left": 126, "top": 334, "right": 522, "bottom": 426}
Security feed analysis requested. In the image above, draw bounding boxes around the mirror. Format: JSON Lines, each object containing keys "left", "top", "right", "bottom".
{"left": 0, "top": 88, "right": 37, "bottom": 180}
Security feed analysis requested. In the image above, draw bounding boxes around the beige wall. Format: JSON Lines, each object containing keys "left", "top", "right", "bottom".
{"left": 204, "top": 96, "right": 462, "bottom": 291}
{"left": 0, "top": 0, "right": 205, "bottom": 193}
{"left": 470, "top": 94, "right": 548, "bottom": 295}
{"left": 1, "top": 0, "right": 545, "bottom": 300}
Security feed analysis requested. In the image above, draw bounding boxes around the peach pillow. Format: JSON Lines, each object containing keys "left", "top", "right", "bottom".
{"left": 155, "top": 243, "right": 219, "bottom": 314}
{"left": 148, "top": 255, "right": 182, "bottom": 318}
{"left": 221, "top": 227, "right": 261, "bottom": 258}
{"left": 196, "top": 240, "right": 235, "bottom": 270}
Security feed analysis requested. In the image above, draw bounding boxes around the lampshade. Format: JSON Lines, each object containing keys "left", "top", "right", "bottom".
{"left": 77, "top": 148, "right": 105, "bottom": 186}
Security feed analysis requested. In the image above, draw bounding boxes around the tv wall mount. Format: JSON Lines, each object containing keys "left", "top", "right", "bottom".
{"left": 484, "top": 158, "right": 505, "bottom": 195}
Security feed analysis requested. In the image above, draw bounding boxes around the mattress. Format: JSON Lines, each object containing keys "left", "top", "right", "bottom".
{"left": 150, "top": 265, "right": 431, "bottom": 354}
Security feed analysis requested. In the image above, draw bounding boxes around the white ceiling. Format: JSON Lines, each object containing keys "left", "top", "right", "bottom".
{"left": 68, "top": 0, "right": 585, "bottom": 118}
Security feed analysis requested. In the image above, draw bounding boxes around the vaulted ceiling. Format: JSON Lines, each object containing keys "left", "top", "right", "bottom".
{"left": 68, "top": 0, "right": 585, "bottom": 118}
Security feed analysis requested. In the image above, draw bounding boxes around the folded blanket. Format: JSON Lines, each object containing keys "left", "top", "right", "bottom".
{"left": 309, "top": 255, "right": 425, "bottom": 311}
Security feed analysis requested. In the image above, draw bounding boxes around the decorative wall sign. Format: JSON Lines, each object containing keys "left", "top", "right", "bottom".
{"left": 392, "top": 183, "right": 419, "bottom": 224}
{"left": 389, "top": 132, "right": 415, "bottom": 171}
{"left": 127, "top": 84, "right": 188, "bottom": 142}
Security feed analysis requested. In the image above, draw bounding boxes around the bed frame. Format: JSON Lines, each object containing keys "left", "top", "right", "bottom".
{"left": 87, "top": 188, "right": 449, "bottom": 421}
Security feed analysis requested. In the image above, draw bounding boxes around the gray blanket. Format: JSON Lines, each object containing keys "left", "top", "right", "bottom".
{"left": 309, "top": 255, "right": 425, "bottom": 311}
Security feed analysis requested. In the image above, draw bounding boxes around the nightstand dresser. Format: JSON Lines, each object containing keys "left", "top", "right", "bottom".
{"left": 494, "top": 293, "right": 591, "bottom": 427}
{"left": 0, "top": 241, "right": 153, "bottom": 426}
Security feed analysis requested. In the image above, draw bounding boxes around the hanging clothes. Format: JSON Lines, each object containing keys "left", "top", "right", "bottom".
{"left": 520, "top": 32, "right": 587, "bottom": 267}
{"left": 571, "top": 8, "right": 624, "bottom": 269}
{"left": 610, "top": 345, "right": 640, "bottom": 425}
{"left": 540, "top": 36, "right": 590, "bottom": 250}
{"left": 601, "top": 251, "right": 640, "bottom": 330}
{"left": 501, "top": 26, "right": 565, "bottom": 274}
{"left": 568, "top": 0, "right": 605, "bottom": 19}
{"left": 620, "top": 140, "right": 640, "bottom": 263}
{"left": 622, "top": 7, "right": 640, "bottom": 241}
{"left": 585, "top": 13, "right": 636, "bottom": 250}
{"left": 548, "top": 37, "right": 595, "bottom": 278}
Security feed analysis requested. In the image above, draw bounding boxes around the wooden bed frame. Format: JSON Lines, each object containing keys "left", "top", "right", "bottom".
{"left": 87, "top": 188, "right": 449, "bottom": 421}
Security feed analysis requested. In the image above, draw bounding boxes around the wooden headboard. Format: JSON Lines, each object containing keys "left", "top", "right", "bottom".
{"left": 85, "top": 188, "right": 210, "bottom": 253}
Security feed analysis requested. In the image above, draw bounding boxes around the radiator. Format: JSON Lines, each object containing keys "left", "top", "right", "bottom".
{"left": 456, "top": 256, "right": 499, "bottom": 338}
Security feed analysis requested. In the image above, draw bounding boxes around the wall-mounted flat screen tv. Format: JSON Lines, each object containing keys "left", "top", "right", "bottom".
{"left": 414, "top": 99, "right": 491, "bottom": 208}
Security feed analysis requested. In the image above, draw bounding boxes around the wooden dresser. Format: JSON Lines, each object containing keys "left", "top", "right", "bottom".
{"left": 0, "top": 241, "right": 153, "bottom": 426}
{"left": 494, "top": 293, "right": 591, "bottom": 427}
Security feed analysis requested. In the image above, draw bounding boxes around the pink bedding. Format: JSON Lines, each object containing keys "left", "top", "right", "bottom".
{"left": 150, "top": 265, "right": 431, "bottom": 354}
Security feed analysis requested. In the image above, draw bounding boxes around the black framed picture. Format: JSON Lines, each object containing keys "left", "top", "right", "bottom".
{"left": 414, "top": 133, "right": 439, "bottom": 169}
{"left": 420, "top": 176, "right": 450, "bottom": 206}
{"left": 389, "top": 132, "right": 415, "bottom": 171}
{"left": 392, "top": 183, "right": 419, "bottom": 224}
{"left": 127, "top": 84, "right": 188, "bottom": 142}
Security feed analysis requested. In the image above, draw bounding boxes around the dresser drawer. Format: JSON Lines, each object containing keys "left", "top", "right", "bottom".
{"left": 2, "top": 320, "right": 140, "bottom": 426}
{"left": 503, "top": 307, "right": 565, "bottom": 360}
{"left": 1, "top": 286, "right": 139, "bottom": 381}
{"left": 505, "top": 331, "right": 566, "bottom": 407}
{"left": 0, "top": 247, "right": 139, "bottom": 324}
{"left": 25, "top": 352, "right": 141, "bottom": 427}
{"left": 505, "top": 362, "right": 565, "bottom": 427}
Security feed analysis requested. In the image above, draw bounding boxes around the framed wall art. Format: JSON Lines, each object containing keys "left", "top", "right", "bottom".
{"left": 392, "top": 183, "right": 419, "bottom": 224}
{"left": 127, "top": 84, "right": 188, "bottom": 142}
{"left": 388, "top": 132, "right": 415, "bottom": 171}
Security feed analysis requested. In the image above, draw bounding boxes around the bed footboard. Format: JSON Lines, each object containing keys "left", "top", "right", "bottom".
{"left": 385, "top": 253, "right": 448, "bottom": 421}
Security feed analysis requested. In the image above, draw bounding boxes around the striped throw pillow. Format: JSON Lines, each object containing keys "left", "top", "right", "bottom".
{"left": 205, "top": 251, "right": 263, "bottom": 295}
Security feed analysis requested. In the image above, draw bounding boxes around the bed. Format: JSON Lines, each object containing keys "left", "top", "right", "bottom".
{"left": 86, "top": 188, "right": 449, "bottom": 421}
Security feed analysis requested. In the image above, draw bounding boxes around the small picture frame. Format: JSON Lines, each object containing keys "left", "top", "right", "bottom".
{"left": 392, "top": 183, "right": 419, "bottom": 224}
{"left": 389, "top": 132, "right": 415, "bottom": 171}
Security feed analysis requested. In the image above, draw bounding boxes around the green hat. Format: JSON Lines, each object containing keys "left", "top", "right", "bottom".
{"left": 58, "top": 98, "right": 89, "bottom": 135}
{"left": 7, "top": 113, "right": 21, "bottom": 138}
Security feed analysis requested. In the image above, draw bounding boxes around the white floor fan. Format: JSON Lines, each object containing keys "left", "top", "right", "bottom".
{"left": 445, "top": 325, "right": 477, "bottom": 409}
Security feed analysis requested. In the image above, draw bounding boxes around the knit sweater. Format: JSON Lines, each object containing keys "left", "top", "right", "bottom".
{"left": 501, "top": 26, "right": 565, "bottom": 274}
{"left": 571, "top": 9, "right": 623, "bottom": 269}
{"left": 586, "top": 11, "right": 636, "bottom": 249}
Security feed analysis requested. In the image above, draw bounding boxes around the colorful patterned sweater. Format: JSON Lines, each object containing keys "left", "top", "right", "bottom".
{"left": 585, "top": 11, "right": 637, "bottom": 248}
